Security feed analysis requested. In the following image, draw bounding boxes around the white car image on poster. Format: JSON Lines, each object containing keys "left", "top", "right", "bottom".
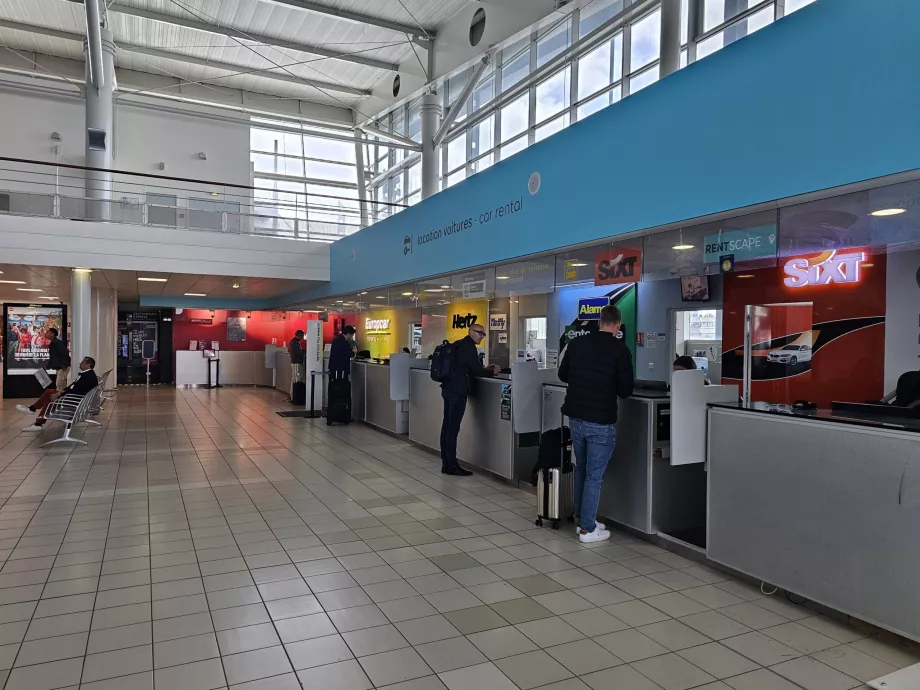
{"left": 4, "top": 305, "right": 64, "bottom": 375}
{"left": 766, "top": 344, "right": 813, "bottom": 365}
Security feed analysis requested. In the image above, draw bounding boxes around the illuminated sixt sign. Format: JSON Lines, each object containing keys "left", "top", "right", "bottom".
{"left": 783, "top": 250, "right": 867, "bottom": 288}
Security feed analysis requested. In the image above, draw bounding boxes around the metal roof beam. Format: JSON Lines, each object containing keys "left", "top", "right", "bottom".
{"left": 0, "top": 19, "right": 370, "bottom": 96}
{"left": 62, "top": 0, "right": 399, "bottom": 72}
{"left": 261, "top": 0, "right": 435, "bottom": 39}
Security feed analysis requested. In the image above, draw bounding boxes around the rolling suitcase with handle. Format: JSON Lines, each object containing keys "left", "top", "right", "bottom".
{"left": 535, "top": 414, "right": 575, "bottom": 530}
{"left": 326, "top": 373, "right": 352, "bottom": 425}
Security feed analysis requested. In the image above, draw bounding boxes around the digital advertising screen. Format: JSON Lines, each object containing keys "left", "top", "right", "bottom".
{"left": 4, "top": 304, "right": 65, "bottom": 376}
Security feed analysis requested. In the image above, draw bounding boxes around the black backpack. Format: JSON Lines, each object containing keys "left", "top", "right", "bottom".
{"left": 430, "top": 340, "right": 457, "bottom": 383}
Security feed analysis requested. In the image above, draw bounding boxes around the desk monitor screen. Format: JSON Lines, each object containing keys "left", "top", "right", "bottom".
{"left": 681, "top": 275, "right": 710, "bottom": 301}
{"left": 202, "top": 349, "right": 217, "bottom": 359}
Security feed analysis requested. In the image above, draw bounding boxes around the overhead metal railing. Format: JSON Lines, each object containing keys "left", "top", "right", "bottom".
{"left": 0, "top": 156, "right": 408, "bottom": 243}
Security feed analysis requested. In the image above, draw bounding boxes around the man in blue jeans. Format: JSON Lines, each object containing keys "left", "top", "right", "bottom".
{"left": 559, "top": 305, "right": 634, "bottom": 543}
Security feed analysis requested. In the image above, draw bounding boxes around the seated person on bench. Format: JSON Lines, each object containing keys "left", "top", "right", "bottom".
{"left": 17, "top": 356, "right": 98, "bottom": 431}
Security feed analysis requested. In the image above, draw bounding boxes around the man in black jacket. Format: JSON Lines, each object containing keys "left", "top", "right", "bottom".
{"left": 46, "top": 328, "right": 71, "bottom": 393}
{"left": 329, "top": 325, "right": 356, "bottom": 379}
{"left": 289, "top": 330, "right": 306, "bottom": 400}
{"left": 18, "top": 356, "right": 98, "bottom": 431}
{"left": 559, "top": 306, "right": 634, "bottom": 543}
{"left": 440, "top": 324, "right": 501, "bottom": 476}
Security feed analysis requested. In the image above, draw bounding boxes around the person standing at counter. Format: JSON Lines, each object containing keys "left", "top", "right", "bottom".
{"left": 440, "top": 325, "right": 501, "bottom": 476}
{"left": 289, "top": 330, "right": 306, "bottom": 401}
{"left": 559, "top": 305, "right": 634, "bottom": 543}
{"left": 329, "top": 325, "right": 356, "bottom": 379}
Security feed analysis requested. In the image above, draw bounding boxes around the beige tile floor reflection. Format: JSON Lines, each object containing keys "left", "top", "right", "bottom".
{"left": 0, "top": 386, "right": 915, "bottom": 689}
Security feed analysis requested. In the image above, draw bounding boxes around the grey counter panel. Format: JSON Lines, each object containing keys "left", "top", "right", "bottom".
{"left": 409, "top": 370, "right": 514, "bottom": 478}
{"left": 363, "top": 362, "right": 405, "bottom": 433}
{"left": 708, "top": 407, "right": 920, "bottom": 642}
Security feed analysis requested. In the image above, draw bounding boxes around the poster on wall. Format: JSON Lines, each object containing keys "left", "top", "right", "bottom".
{"left": 227, "top": 317, "right": 247, "bottom": 342}
{"left": 4, "top": 304, "right": 65, "bottom": 375}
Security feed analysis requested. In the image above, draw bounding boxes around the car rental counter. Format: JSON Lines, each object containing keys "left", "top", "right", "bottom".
{"left": 176, "top": 350, "right": 273, "bottom": 386}
{"left": 707, "top": 401, "right": 920, "bottom": 643}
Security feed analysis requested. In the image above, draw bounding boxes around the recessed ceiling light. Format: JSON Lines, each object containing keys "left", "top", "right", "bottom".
{"left": 496, "top": 276, "right": 509, "bottom": 280}
{"left": 17, "top": 288, "right": 43, "bottom": 292}
{"left": 184, "top": 293, "right": 207, "bottom": 297}
{"left": 375, "top": 296, "right": 386, "bottom": 299}
{"left": 40, "top": 296, "right": 59, "bottom": 300}
{"left": 736, "top": 274, "right": 755, "bottom": 279}
{"left": 232, "top": 283, "right": 241, "bottom": 289}
{"left": 569, "top": 262, "right": 587, "bottom": 267}
{"left": 870, "top": 208, "right": 906, "bottom": 217}
{"left": 863, "top": 263, "right": 874, "bottom": 267}
{"left": 672, "top": 244, "right": 695, "bottom": 250}
{"left": 424, "top": 289, "right": 443, "bottom": 293}
{"left": 0, "top": 280, "right": 26, "bottom": 284}
{"left": 440, "top": 285, "right": 450, "bottom": 289}
{"left": 402, "top": 292, "right": 413, "bottom": 296}
{"left": 137, "top": 277, "right": 168, "bottom": 282}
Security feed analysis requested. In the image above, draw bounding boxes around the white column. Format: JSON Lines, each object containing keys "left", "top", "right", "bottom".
{"left": 420, "top": 93, "right": 442, "bottom": 200}
{"left": 354, "top": 129, "right": 370, "bottom": 227}
{"left": 660, "top": 0, "right": 682, "bottom": 79}
{"left": 71, "top": 269, "right": 93, "bottom": 372}
{"left": 91, "top": 286, "right": 117, "bottom": 389}
{"left": 84, "top": 23, "right": 116, "bottom": 221}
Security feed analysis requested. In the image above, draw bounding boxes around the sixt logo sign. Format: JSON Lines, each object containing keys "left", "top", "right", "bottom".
{"left": 783, "top": 250, "right": 867, "bottom": 288}
{"left": 594, "top": 248, "right": 642, "bottom": 285}
{"left": 403, "top": 235, "right": 412, "bottom": 256}
{"left": 577, "top": 297, "right": 609, "bottom": 320}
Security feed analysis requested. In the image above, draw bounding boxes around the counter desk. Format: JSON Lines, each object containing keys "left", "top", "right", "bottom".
{"left": 176, "top": 350, "right": 273, "bottom": 387}
{"left": 408, "top": 369, "right": 537, "bottom": 482}
{"left": 707, "top": 402, "right": 920, "bottom": 643}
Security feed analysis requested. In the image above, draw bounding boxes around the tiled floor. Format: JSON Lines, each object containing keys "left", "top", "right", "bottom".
{"left": 0, "top": 386, "right": 916, "bottom": 690}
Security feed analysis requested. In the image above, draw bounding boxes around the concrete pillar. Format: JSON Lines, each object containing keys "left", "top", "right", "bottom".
{"left": 71, "top": 269, "right": 92, "bottom": 373}
{"left": 83, "top": 24, "right": 116, "bottom": 221}
{"left": 660, "top": 0, "right": 682, "bottom": 78}
{"left": 91, "top": 286, "right": 117, "bottom": 390}
{"left": 354, "top": 129, "right": 370, "bottom": 227}
{"left": 420, "top": 93, "right": 442, "bottom": 200}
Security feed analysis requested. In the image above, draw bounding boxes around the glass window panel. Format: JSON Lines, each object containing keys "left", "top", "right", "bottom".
{"left": 250, "top": 128, "right": 303, "bottom": 156}
{"left": 471, "top": 115, "right": 494, "bottom": 156}
{"left": 408, "top": 99, "right": 422, "bottom": 142}
{"left": 447, "top": 133, "right": 467, "bottom": 172}
{"left": 391, "top": 173, "right": 403, "bottom": 200}
{"left": 500, "top": 93, "right": 529, "bottom": 142}
{"left": 577, "top": 85, "right": 621, "bottom": 120}
{"left": 392, "top": 110, "right": 405, "bottom": 163}
{"left": 612, "top": 32, "right": 623, "bottom": 82}
{"left": 471, "top": 153, "right": 493, "bottom": 175}
{"left": 408, "top": 192, "right": 421, "bottom": 206}
{"left": 681, "top": 0, "right": 689, "bottom": 44}
{"left": 680, "top": 47, "right": 688, "bottom": 68}
{"left": 784, "top": 0, "right": 816, "bottom": 13}
{"left": 303, "top": 135, "right": 355, "bottom": 164}
{"left": 473, "top": 73, "right": 495, "bottom": 112}
{"left": 535, "top": 67, "right": 571, "bottom": 123}
{"left": 630, "top": 8, "right": 661, "bottom": 72}
{"left": 308, "top": 185, "right": 358, "bottom": 224}
{"left": 579, "top": 0, "right": 624, "bottom": 38}
{"left": 304, "top": 160, "right": 356, "bottom": 183}
{"left": 697, "top": 5, "right": 773, "bottom": 59}
{"left": 703, "top": 0, "right": 766, "bottom": 32}
{"left": 537, "top": 18, "right": 571, "bottom": 67}
{"left": 629, "top": 64, "right": 659, "bottom": 93}
{"left": 501, "top": 39, "right": 530, "bottom": 92}
{"left": 407, "top": 162, "right": 421, "bottom": 194}
{"left": 251, "top": 153, "right": 304, "bottom": 177}
{"left": 500, "top": 135, "right": 528, "bottom": 161}
{"left": 447, "top": 169, "right": 466, "bottom": 188}
{"left": 578, "top": 41, "right": 611, "bottom": 101}
{"left": 535, "top": 113, "right": 570, "bottom": 142}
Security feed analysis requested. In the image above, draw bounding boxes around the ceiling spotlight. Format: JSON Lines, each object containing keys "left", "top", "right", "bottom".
{"left": 424, "top": 289, "right": 443, "bottom": 293}
{"left": 375, "top": 296, "right": 386, "bottom": 299}
{"left": 17, "top": 288, "right": 43, "bottom": 292}
{"left": 569, "top": 262, "right": 587, "bottom": 267}
{"left": 496, "top": 276, "right": 509, "bottom": 280}
{"left": 863, "top": 263, "right": 874, "bottom": 267}
{"left": 138, "top": 277, "right": 168, "bottom": 282}
{"left": 232, "top": 283, "right": 241, "bottom": 289}
{"left": 440, "top": 285, "right": 450, "bottom": 289}
{"left": 672, "top": 243, "right": 694, "bottom": 250}
{"left": 40, "top": 296, "right": 59, "bottom": 300}
{"left": 0, "top": 280, "right": 26, "bottom": 284}
{"left": 184, "top": 293, "right": 207, "bottom": 297}
{"left": 402, "top": 292, "right": 413, "bottom": 296}
{"left": 736, "top": 274, "right": 755, "bottom": 279}
{"left": 870, "top": 208, "right": 906, "bottom": 217}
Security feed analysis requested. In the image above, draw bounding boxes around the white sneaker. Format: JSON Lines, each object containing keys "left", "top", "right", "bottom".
{"left": 22, "top": 424, "right": 43, "bottom": 432}
{"left": 576, "top": 521, "right": 606, "bottom": 534}
{"left": 15, "top": 405, "right": 32, "bottom": 414}
{"left": 578, "top": 527, "right": 611, "bottom": 544}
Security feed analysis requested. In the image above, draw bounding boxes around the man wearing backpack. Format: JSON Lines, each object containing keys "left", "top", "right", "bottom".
{"left": 436, "top": 324, "right": 500, "bottom": 475}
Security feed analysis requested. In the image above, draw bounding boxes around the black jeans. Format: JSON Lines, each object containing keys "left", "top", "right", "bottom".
{"left": 440, "top": 389, "right": 468, "bottom": 470}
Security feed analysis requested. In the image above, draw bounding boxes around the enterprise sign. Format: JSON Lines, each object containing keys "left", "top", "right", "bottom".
{"left": 577, "top": 297, "right": 609, "bottom": 320}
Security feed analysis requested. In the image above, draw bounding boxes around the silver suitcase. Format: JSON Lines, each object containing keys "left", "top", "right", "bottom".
{"left": 536, "top": 468, "right": 574, "bottom": 530}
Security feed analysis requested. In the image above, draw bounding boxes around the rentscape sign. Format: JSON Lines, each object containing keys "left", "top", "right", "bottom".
{"left": 704, "top": 226, "right": 776, "bottom": 263}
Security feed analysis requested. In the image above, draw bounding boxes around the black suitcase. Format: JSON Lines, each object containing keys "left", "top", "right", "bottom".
{"left": 326, "top": 377, "right": 352, "bottom": 425}
{"left": 291, "top": 381, "right": 306, "bottom": 406}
